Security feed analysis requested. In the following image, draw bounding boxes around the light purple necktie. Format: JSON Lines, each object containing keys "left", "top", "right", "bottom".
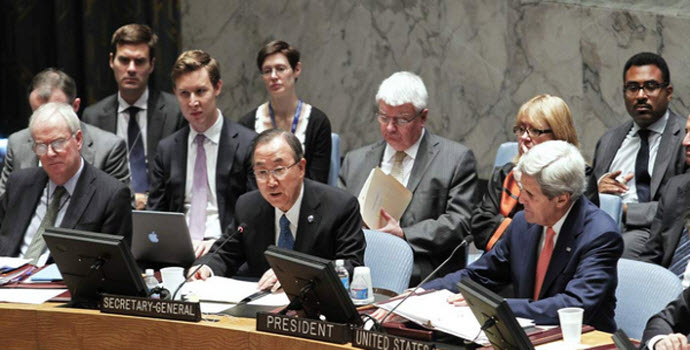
{"left": 189, "top": 134, "right": 208, "bottom": 241}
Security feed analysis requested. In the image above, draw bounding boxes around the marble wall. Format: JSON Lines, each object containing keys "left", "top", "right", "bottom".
{"left": 180, "top": 0, "right": 690, "bottom": 178}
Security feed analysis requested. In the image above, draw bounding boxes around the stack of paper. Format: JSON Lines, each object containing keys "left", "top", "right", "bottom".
{"left": 376, "top": 290, "right": 534, "bottom": 345}
{"left": 0, "top": 257, "right": 31, "bottom": 273}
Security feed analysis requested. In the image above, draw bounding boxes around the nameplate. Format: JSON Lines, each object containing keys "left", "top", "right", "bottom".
{"left": 256, "top": 312, "right": 351, "bottom": 344}
{"left": 100, "top": 294, "right": 201, "bottom": 322}
{"left": 352, "top": 329, "right": 436, "bottom": 350}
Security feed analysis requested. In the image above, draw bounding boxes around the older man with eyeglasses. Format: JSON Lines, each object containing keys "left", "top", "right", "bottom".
{"left": 586, "top": 52, "right": 687, "bottom": 259}
{"left": 188, "top": 129, "right": 365, "bottom": 291}
{"left": 0, "top": 102, "right": 132, "bottom": 264}
{"left": 339, "top": 71, "right": 478, "bottom": 286}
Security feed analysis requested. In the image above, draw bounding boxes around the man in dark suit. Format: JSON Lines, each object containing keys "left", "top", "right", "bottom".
{"left": 0, "top": 68, "right": 129, "bottom": 196}
{"left": 588, "top": 52, "right": 686, "bottom": 259}
{"left": 420, "top": 141, "right": 623, "bottom": 332}
{"left": 82, "top": 24, "right": 185, "bottom": 209}
{"left": 147, "top": 50, "right": 256, "bottom": 258}
{"left": 0, "top": 103, "right": 132, "bottom": 264}
{"left": 642, "top": 287, "right": 690, "bottom": 349}
{"left": 190, "top": 129, "right": 366, "bottom": 291}
{"left": 339, "top": 71, "right": 477, "bottom": 286}
{"left": 639, "top": 113, "right": 690, "bottom": 276}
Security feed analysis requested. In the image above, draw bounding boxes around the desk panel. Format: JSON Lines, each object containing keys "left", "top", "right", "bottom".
{"left": 0, "top": 303, "right": 614, "bottom": 350}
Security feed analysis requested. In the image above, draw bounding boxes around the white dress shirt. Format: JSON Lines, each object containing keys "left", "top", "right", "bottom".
{"left": 380, "top": 129, "right": 425, "bottom": 187}
{"left": 183, "top": 111, "right": 223, "bottom": 240}
{"left": 273, "top": 184, "right": 305, "bottom": 244}
{"left": 607, "top": 110, "right": 668, "bottom": 203}
{"left": 116, "top": 88, "right": 149, "bottom": 156}
{"left": 21, "top": 158, "right": 85, "bottom": 266}
{"left": 537, "top": 202, "right": 575, "bottom": 255}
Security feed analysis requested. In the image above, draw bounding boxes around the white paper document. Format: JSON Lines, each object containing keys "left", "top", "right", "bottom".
{"left": 183, "top": 276, "right": 288, "bottom": 306}
{"left": 376, "top": 290, "right": 534, "bottom": 345}
{"left": 0, "top": 257, "right": 31, "bottom": 272}
{"left": 200, "top": 302, "right": 235, "bottom": 314}
{"left": 0, "top": 288, "right": 66, "bottom": 304}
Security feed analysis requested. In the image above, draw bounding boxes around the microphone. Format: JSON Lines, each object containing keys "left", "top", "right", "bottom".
{"left": 171, "top": 223, "right": 246, "bottom": 300}
{"left": 379, "top": 235, "right": 474, "bottom": 326}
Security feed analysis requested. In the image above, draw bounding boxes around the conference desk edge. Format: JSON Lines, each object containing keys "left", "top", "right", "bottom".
{"left": 0, "top": 302, "right": 613, "bottom": 349}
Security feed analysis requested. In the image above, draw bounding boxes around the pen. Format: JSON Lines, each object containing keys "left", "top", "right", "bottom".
{"left": 238, "top": 290, "right": 271, "bottom": 304}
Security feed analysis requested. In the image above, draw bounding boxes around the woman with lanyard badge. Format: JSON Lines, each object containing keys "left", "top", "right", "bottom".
{"left": 240, "top": 40, "right": 332, "bottom": 183}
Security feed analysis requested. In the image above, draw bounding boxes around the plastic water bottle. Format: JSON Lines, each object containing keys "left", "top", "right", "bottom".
{"left": 144, "top": 269, "right": 159, "bottom": 292}
{"left": 335, "top": 259, "right": 349, "bottom": 290}
{"left": 350, "top": 266, "right": 374, "bottom": 305}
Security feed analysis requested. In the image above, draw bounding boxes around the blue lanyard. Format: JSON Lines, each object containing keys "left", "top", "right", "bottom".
{"left": 269, "top": 99, "right": 302, "bottom": 134}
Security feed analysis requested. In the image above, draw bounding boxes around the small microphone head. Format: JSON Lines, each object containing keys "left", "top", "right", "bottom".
{"left": 237, "top": 223, "right": 247, "bottom": 234}
{"left": 464, "top": 235, "right": 474, "bottom": 244}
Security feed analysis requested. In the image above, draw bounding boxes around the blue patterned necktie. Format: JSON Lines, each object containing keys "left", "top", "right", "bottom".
{"left": 669, "top": 228, "right": 690, "bottom": 277}
{"left": 278, "top": 214, "right": 294, "bottom": 250}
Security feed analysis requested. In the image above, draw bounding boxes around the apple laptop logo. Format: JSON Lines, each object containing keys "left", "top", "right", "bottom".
{"left": 148, "top": 231, "right": 159, "bottom": 243}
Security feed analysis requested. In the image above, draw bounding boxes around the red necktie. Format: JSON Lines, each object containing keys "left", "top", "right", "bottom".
{"left": 534, "top": 227, "right": 556, "bottom": 300}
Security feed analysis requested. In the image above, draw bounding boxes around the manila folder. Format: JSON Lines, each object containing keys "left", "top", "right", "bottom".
{"left": 357, "top": 167, "right": 412, "bottom": 230}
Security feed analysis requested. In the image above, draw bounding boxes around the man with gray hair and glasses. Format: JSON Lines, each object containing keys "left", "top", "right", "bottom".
{"left": 0, "top": 103, "right": 132, "bottom": 264}
{"left": 419, "top": 141, "right": 623, "bottom": 332}
{"left": 339, "top": 71, "right": 478, "bottom": 286}
{"left": 0, "top": 68, "right": 129, "bottom": 196}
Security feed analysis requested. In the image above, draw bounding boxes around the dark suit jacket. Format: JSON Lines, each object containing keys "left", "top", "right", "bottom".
{"left": 339, "top": 131, "right": 478, "bottom": 285}
{"left": 202, "top": 179, "right": 366, "bottom": 278}
{"left": 639, "top": 173, "right": 690, "bottom": 267}
{"left": 423, "top": 197, "right": 623, "bottom": 332}
{"left": 239, "top": 105, "right": 332, "bottom": 184}
{"left": 0, "top": 122, "right": 130, "bottom": 195}
{"left": 147, "top": 119, "right": 256, "bottom": 231}
{"left": 641, "top": 286, "right": 690, "bottom": 348}
{"left": 82, "top": 89, "right": 186, "bottom": 178}
{"left": 472, "top": 163, "right": 597, "bottom": 251}
{"left": 0, "top": 162, "right": 132, "bottom": 256}
{"left": 586, "top": 110, "right": 686, "bottom": 229}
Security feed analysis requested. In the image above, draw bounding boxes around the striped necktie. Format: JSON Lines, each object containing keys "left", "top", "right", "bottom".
{"left": 669, "top": 228, "right": 690, "bottom": 277}
{"left": 25, "top": 186, "right": 67, "bottom": 264}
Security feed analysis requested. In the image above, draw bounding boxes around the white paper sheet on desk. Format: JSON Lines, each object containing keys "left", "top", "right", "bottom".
{"left": 0, "top": 257, "right": 31, "bottom": 272}
{"left": 183, "top": 276, "right": 288, "bottom": 306}
{"left": 183, "top": 276, "right": 258, "bottom": 303}
{"left": 247, "top": 291, "right": 289, "bottom": 306}
{"left": 376, "top": 289, "right": 534, "bottom": 345}
{"left": 0, "top": 288, "right": 66, "bottom": 304}
{"left": 200, "top": 302, "right": 235, "bottom": 314}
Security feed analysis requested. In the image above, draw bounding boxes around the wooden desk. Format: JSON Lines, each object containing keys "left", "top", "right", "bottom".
{"left": 0, "top": 303, "right": 613, "bottom": 349}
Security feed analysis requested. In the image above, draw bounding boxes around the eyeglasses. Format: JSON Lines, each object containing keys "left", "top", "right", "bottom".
{"left": 261, "top": 65, "right": 290, "bottom": 76}
{"left": 254, "top": 160, "right": 300, "bottom": 181}
{"left": 623, "top": 81, "right": 669, "bottom": 97}
{"left": 513, "top": 126, "right": 552, "bottom": 138}
{"left": 376, "top": 110, "right": 423, "bottom": 126}
{"left": 33, "top": 134, "right": 73, "bottom": 156}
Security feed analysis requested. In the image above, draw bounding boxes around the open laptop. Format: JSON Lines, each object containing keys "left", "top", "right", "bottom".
{"left": 131, "top": 210, "right": 196, "bottom": 268}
